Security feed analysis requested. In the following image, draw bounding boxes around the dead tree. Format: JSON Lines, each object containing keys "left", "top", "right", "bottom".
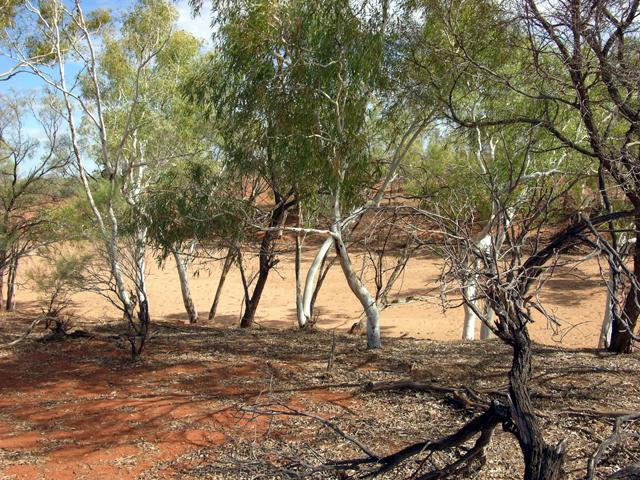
{"left": 429, "top": 0, "right": 640, "bottom": 352}
{"left": 306, "top": 208, "right": 637, "bottom": 480}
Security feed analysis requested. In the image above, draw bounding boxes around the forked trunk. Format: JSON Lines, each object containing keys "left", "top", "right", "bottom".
{"left": 309, "top": 255, "right": 334, "bottom": 317}
{"left": 240, "top": 270, "right": 268, "bottom": 328}
{"left": 332, "top": 228, "right": 381, "bottom": 349}
{"left": 209, "top": 248, "right": 234, "bottom": 321}
{"left": 173, "top": 250, "right": 198, "bottom": 324}
{"left": 295, "top": 232, "right": 306, "bottom": 328}
{"left": 240, "top": 198, "right": 291, "bottom": 328}
{"left": 302, "top": 237, "right": 333, "bottom": 323}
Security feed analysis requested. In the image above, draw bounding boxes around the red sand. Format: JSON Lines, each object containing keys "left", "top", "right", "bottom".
{"left": 14, "top": 249, "right": 609, "bottom": 348}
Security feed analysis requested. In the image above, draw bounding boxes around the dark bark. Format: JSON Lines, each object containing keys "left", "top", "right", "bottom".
{"left": 609, "top": 215, "right": 640, "bottom": 353}
{"left": 126, "top": 298, "right": 150, "bottom": 360}
{"left": 334, "top": 401, "right": 509, "bottom": 478}
{"left": 0, "top": 265, "right": 4, "bottom": 311}
{"left": 508, "top": 327, "right": 565, "bottom": 480}
{"left": 5, "top": 254, "right": 18, "bottom": 312}
{"left": 239, "top": 258, "right": 271, "bottom": 328}
{"left": 240, "top": 197, "right": 295, "bottom": 328}
{"left": 209, "top": 247, "right": 234, "bottom": 321}
{"left": 0, "top": 248, "right": 5, "bottom": 310}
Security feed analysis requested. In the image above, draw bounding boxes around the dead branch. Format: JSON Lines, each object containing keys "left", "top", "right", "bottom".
{"left": 332, "top": 400, "right": 510, "bottom": 479}
{"left": 240, "top": 402, "right": 379, "bottom": 461}
{"left": 363, "top": 380, "right": 491, "bottom": 410}
{"left": 5, "top": 315, "right": 48, "bottom": 346}
{"left": 587, "top": 412, "right": 640, "bottom": 480}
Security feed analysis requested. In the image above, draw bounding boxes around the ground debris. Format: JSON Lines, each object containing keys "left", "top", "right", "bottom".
{"left": 0, "top": 317, "right": 638, "bottom": 479}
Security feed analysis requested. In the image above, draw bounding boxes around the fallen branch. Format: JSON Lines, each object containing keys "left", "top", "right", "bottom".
{"left": 562, "top": 407, "right": 640, "bottom": 419}
{"left": 240, "top": 397, "right": 511, "bottom": 479}
{"left": 364, "top": 380, "right": 494, "bottom": 410}
{"left": 4, "top": 316, "right": 48, "bottom": 346}
{"left": 587, "top": 412, "right": 640, "bottom": 480}
{"left": 332, "top": 400, "right": 511, "bottom": 479}
{"left": 240, "top": 401, "right": 379, "bottom": 460}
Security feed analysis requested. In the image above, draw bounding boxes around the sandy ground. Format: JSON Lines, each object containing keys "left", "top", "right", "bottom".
{"left": 1, "top": 248, "right": 638, "bottom": 479}
{"left": 0, "top": 325, "right": 638, "bottom": 479}
{"left": 12, "top": 247, "right": 611, "bottom": 349}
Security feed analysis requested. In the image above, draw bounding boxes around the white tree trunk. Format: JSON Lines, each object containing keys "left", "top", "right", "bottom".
{"left": 462, "top": 274, "right": 477, "bottom": 340}
{"left": 173, "top": 249, "right": 198, "bottom": 324}
{"left": 133, "top": 225, "right": 148, "bottom": 311}
{"left": 332, "top": 227, "right": 381, "bottom": 348}
{"left": 295, "top": 233, "right": 306, "bottom": 328}
{"left": 50, "top": 24, "right": 133, "bottom": 313}
{"left": 480, "top": 306, "right": 494, "bottom": 339}
{"left": 296, "top": 120, "right": 429, "bottom": 334}
{"left": 301, "top": 236, "right": 333, "bottom": 323}
{"left": 599, "top": 283, "right": 614, "bottom": 349}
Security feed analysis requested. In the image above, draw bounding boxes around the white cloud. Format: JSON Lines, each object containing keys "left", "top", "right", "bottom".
{"left": 174, "top": 0, "right": 215, "bottom": 46}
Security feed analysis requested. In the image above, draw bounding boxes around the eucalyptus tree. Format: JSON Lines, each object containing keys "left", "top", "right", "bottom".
{"left": 144, "top": 157, "right": 246, "bottom": 316}
{"left": 94, "top": 2, "right": 209, "bottom": 325}
{"left": 186, "top": 0, "right": 325, "bottom": 329}
{"left": 0, "top": 0, "right": 193, "bottom": 356}
{"left": 403, "top": 0, "right": 640, "bottom": 352}
{"left": 189, "top": 0, "right": 429, "bottom": 347}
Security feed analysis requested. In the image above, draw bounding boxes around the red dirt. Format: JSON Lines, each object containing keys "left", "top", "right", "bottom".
{"left": 14, "top": 251, "right": 616, "bottom": 348}
{"left": 0, "top": 323, "right": 639, "bottom": 479}
{"left": 1, "top": 250, "right": 637, "bottom": 479}
{"left": 0, "top": 332, "right": 362, "bottom": 480}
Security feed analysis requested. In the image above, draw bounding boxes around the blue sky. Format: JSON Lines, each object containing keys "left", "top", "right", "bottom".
{"left": 0, "top": 0, "right": 212, "bottom": 94}
{"left": 0, "top": 0, "right": 212, "bottom": 169}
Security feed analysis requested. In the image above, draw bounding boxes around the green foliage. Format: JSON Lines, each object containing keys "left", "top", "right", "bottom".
{"left": 29, "top": 252, "right": 92, "bottom": 297}
{"left": 18, "top": 1, "right": 111, "bottom": 65}
{"left": 405, "top": 134, "right": 490, "bottom": 216}
{"left": 91, "top": 0, "right": 211, "bottom": 186}
{"left": 27, "top": 251, "right": 93, "bottom": 318}
{"left": 185, "top": 0, "right": 389, "bottom": 214}
{"left": 144, "top": 158, "right": 244, "bottom": 253}
{"left": 0, "top": 0, "right": 23, "bottom": 32}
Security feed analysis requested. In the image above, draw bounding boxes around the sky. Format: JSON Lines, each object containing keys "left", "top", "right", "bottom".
{"left": 0, "top": 0, "right": 213, "bottom": 169}
{"left": 0, "top": 0, "right": 213, "bottom": 94}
